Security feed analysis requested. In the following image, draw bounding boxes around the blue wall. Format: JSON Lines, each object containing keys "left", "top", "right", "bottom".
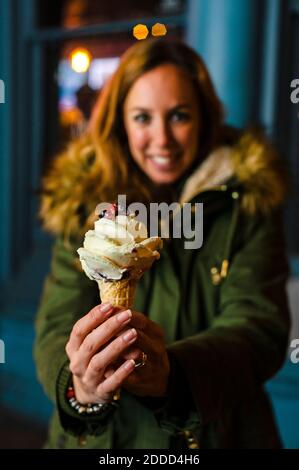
{"left": 186, "top": 0, "right": 280, "bottom": 133}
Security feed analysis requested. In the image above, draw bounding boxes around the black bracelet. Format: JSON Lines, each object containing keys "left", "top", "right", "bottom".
{"left": 66, "top": 384, "right": 120, "bottom": 416}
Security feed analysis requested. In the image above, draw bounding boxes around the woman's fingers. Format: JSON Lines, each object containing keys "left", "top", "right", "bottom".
{"left": 130, "top": 311, "right": 164, "bottom": 339}
{"left": 123, "top": 310, "right": 148, "bottom": 332}
{"left": 83, "top": 327, "right": 137, "bottom": 384}
{"left": 97, "top": 359, "right": 136, "bottom": 401}
{"left": 69, "top": 308, "right": 134, "bottom": 379}
{"left": 66, "top": 303, "right": 114, "bottom": 356}
{"left": 104, "top": 367, "right": 115, "bottom": 379}
{"left": 103, "top": 347, "right": 141, "bottom": 378}
{"left": 77, "top": 309, "right": 132, "bottom": 364}
{"left": 121, "top": 346, "right": 141, "bottom": 362}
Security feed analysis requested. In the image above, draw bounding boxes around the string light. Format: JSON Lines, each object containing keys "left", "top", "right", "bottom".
{"left": 70, "top": 48, "right": 92, "bottom": 73}
{"left": 151, "top": 23, "right": 167, "bottom": 37}
{"left": 133, "top": 24, "right": 149, "bottom": 40}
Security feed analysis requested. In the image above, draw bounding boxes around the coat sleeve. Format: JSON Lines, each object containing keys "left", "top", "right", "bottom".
{"left": 167, "top": 208, "right": 290, "bottom": 426}
{"left": 33, "top": 236, "right": 114, "bottom": 436}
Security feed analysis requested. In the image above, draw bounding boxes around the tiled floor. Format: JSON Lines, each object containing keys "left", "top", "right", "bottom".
{"left": 0, "top": 408, "right": 47, "bottom": 449}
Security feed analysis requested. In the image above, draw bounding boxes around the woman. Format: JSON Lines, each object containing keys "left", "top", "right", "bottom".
{"left": 34, "top": 39, "right": 290, "bottom": 449}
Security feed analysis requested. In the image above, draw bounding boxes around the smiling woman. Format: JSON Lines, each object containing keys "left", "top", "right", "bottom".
{"left": 35, "top": 39, "right": 290, "bottom": 450}
{"left": 39, "top": 39, "right": 223, "bottom": 238}
{"left": 0, "top": 79, "right": 5, "bottom": 104}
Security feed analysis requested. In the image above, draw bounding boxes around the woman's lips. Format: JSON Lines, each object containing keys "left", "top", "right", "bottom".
{"left": 147, "top": 154, "right": 180, "bottom": 171}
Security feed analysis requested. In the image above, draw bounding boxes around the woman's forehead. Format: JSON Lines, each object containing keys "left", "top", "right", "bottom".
{"left": 124, "top": 64, "right": 197, "bottom": 109}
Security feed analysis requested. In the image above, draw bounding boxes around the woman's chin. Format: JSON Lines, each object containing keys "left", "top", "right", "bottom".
{"left": 148, "top": 173, "right": 181, "bottom": 185}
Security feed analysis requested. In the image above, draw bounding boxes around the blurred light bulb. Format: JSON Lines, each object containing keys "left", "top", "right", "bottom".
{"left": 70, "top": 48, "right": 91, "bottom": 73}
{"left": 133, "top": 24, "right": 149, "bottom": 40}
{"left": 151, "top": 23, "right": 167, "bottom": 37}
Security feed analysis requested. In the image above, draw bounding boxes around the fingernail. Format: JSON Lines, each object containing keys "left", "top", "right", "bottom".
{"left": 123, "top": 328, "right": 137, "bottom": 343}
{"left": 124, "top": 359, "right": 135, "bottom": 371}
{"left": 100, "top": 303, "right": 112, "bottom": 313}
{"left": 117, "top": 309, "right": 132, "bottom": 323}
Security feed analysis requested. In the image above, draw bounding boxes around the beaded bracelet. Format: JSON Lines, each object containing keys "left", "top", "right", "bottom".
{"left": 66, "top": 384, "right": 119, "bottom": 416}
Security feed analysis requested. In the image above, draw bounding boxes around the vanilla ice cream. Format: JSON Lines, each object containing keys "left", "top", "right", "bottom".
{"left": 77, "top": 205, "right": 162, "bottom": 307}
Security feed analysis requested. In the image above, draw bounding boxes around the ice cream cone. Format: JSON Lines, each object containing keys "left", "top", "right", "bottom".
{"left": 77, "top": 204, "right": 163, "bottom": 310}
{"left": 97, "top": 278, "right": 138, "bottom": 309}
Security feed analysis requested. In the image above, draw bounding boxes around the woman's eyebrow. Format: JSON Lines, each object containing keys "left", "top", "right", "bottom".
{"left": 130, "top": 103, "right": 191, "bottom": 112}
{"left": 169, "top": 104, "right": 191, "bottom": 110}
{"left": 130, "top": 107, "right": 151, "bottom": 112}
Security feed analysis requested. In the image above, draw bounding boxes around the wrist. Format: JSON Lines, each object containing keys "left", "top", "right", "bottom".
{"left": 72, "top": 374, "right": 109, "bottom": 405}
{"left": 66, "top": 377, "right": 120, "bottom": 416}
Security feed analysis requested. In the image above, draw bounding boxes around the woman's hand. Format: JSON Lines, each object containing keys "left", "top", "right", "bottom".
{"left": 122, "top": 311, "right": 170, "bottom": 398}
{"left": 65, "top": 302, "right": 139, "bottom": 404}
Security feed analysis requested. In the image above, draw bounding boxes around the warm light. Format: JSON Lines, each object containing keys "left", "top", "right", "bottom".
{"left": 70, "top": 48, "right": 92, "bottom": 73}
{"left": 133, "top": 24, "right": 149, "bottom": 40}
{"left": 151, "top": 23, "right": 167, "bottom": 37}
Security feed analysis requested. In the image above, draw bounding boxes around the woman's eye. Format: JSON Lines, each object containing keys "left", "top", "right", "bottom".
{"left": 133, "top": 114, "right": 151, "bottom": 123}
{"left": 170, "top": 111, "right": 190, "bottom": 122}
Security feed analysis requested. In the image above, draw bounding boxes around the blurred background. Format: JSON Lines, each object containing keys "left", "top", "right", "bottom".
{"left": 0, "top": 0, "right": 298, "bottom": 449}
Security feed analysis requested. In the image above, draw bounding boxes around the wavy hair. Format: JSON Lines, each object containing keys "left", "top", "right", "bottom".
{"left": 40, "top": 39, "right": 225, "bottom": 239}
{"left": 89, "top": 39, "right": 224, "bottom": 201}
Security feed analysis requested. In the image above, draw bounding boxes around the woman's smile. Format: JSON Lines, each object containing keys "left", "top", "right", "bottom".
{"left": 147, "top": 153, "right": 181, "bottom": 171}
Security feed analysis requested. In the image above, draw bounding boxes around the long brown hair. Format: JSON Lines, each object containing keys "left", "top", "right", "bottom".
{"left": 40, "top": 39, "right": 224, "bottom": 239}
{"left": 88, "top": 38, "right": 224, "bottom": 202}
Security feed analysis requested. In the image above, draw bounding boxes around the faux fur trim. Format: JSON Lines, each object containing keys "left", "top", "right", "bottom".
{"left": 39, "top": 130, "right": 287, "bottom": 239}
{"left": 179, "top": 146, "right": 234, "bottom": 203}
{"left": 231, "top": 131, "right": 287, "bottom": 214}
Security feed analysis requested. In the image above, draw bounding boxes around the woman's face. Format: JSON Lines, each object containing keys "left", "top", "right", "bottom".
{"left": 123, "top": 64, "right": 201, "bottom": 185}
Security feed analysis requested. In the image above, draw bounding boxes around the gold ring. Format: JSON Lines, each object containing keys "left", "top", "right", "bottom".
{"left": 113, "top": 388, "right": 121, "bottom": 401}
{"left": 134, "top": 351, "right": 147, "bottom": 369}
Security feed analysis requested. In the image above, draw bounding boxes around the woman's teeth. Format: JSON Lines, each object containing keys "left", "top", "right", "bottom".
{"left": 146, "top": 152, "right": 182, "bottom": 173}
{"left": 152, "top": 156, "right": 172, "bottom": 164}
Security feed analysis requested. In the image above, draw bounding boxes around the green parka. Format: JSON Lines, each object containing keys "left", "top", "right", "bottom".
{"left": 34, "top": 130, "right": 290, "bottom": 449}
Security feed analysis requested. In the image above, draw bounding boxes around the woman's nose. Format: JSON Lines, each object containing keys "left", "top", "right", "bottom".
{"left": 153, "top": 120, "right": 173, "bottom": 147}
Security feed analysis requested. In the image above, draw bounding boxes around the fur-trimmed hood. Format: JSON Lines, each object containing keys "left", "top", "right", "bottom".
{"left": 39, "top": 130, "right": 288, "bottom": 240}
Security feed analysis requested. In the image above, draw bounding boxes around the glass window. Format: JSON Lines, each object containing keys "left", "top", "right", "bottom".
{"left": 37, "top": 0, "right": 186, "bottom": 29}
{"left": 33, "top": 0, "right": 187, "bottom": 193}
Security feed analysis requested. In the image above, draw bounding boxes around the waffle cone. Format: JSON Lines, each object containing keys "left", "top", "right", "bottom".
{"left": 97, "top": 278, "right": 138, "bottom": 309}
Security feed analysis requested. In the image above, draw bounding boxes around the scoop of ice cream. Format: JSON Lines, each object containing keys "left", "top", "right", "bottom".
{"left": 77, "top": 207, "right": 162, "bottom": 281}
